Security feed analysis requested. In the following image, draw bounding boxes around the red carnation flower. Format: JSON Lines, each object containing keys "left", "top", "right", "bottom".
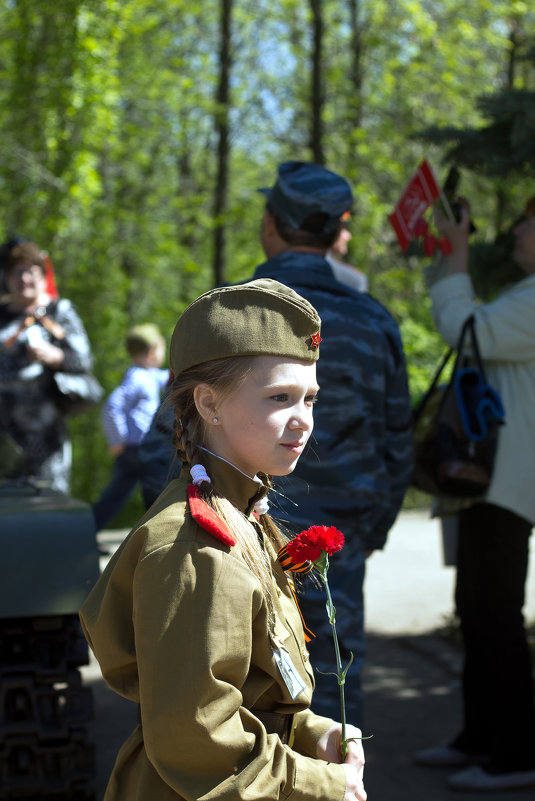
{"left": 286, "top": 525, "right": 344, "bottom": 564}
{"left": 277, "top": 524, "right": 361, "bottom": 757}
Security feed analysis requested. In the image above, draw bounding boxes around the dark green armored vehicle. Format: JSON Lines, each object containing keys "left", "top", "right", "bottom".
{"left": 0, "top": 467, "right": 100, "bottom": 800}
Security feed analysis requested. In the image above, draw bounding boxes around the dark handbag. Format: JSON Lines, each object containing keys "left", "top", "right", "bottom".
{"left": 52, "top": 371, "right": 104, "bottom": 417}
{"left": 412, "top": 315, "right": 505, "bottom": 498}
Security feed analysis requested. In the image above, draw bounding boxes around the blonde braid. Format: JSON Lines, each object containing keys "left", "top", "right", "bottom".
{"left": 172, "top": 414, "right": 197, "bottom": 471}
{"left": 167, "top": 359, "right": 287, "bottom": 627}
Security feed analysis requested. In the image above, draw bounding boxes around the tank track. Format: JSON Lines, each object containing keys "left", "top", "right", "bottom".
{"left": 0, "top": 615, "right": 95, "bottom": 800}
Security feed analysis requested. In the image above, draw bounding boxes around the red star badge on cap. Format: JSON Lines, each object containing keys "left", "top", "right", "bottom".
{"left": 310, "top": 332, "right": 322, "bottom": 348}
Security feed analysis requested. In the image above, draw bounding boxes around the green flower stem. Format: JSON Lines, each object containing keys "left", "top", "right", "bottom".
{"left": 315, "top": 554, "right": 349, "bottom": 760}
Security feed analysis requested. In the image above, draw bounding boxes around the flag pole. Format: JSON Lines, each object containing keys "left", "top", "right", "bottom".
{"left": 428, "top": 160, "right": 456, "bottom": 223}
{"left": 437, "top": 191, "right": 456, "bottom": 223}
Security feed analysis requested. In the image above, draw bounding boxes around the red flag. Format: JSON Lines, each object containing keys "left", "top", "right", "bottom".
{"left": 388, "top": 160, "right": 441, "bottom": 251}
{"left": 43, "top": 253, "right": 59, "bottom": 299}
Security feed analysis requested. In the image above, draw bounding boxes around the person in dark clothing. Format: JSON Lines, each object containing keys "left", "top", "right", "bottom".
{"left": 249, "top": 161, "right": 413, "bottom": 726}
{"left": 138, "top": 397, "right": 180, "bottom": 510}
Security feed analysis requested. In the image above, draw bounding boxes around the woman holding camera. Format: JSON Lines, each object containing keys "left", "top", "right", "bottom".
{"left": 0, "top": 239, "right": 94, "bottom": 491}
{"left": 415, "top": 202, "right": 535, "bottom": 792}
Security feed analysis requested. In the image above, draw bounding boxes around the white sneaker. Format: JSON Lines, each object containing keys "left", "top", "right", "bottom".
{"left": 448, "top": 764, "right": 535, "bottom": 792}
{"left": 415, "top": 745, "right": 487, "bottom": 768}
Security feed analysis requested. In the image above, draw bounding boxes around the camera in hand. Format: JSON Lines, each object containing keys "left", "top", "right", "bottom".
{"left": 443, "top": 167, "right": 477, "bottom": 234}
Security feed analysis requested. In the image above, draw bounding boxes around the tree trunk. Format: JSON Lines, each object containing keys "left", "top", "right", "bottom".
{"left": 212, "top": 0, "right": 233, "bottom": 288}
{"left": 347, "top": 0, "right": 363, "bottom": 131}
{"left": 309, "top": 0, "right": 324, "bottom": 165}
{"left": 495, "top": 21, "right": 519, "bottom": 232}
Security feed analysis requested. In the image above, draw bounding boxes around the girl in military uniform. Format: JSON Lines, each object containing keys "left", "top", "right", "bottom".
{"left": 80, "top": 279, "right": 366, "bottom": 801}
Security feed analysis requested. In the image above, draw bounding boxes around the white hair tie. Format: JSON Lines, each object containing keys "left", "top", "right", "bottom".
{"left": 254, "top": 496, "right": 270, "bottom": 516}
{"left": 190, "top": 464, "right": 211, "bottom": 486}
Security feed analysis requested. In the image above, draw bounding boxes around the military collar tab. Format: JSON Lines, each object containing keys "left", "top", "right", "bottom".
{"left": 187, "top": 485, "right": 236, "bottom": 546}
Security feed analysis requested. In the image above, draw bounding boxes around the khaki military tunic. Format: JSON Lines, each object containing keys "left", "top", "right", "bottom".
{"left": 80, "top": 454, "right": 346, "bottom": 801}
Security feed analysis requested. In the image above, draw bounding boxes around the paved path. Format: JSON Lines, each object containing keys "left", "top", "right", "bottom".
{"left": 366, "top": 509, "right": 535, "bottom": 634}
{"left": 83, "top": 510, "right": 535, "bottom": 800}
{"left": 361, "top": 510, "right": 535, "bottom": 800}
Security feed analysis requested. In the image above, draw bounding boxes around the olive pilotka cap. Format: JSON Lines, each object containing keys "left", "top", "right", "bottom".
{"left": 169, "top": 278, "right": 321, "bottom": 376}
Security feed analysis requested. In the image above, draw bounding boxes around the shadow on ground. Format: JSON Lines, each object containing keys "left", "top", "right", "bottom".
{"left": 362, "top": 630, "right": 534, "bottom": 801}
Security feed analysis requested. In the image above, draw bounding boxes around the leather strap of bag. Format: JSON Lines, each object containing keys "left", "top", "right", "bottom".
{"left": 414, "top": 315, "right": 483, "bottom": 424}
{"left": 37, "top": 300, "right": 66, "bottom": 340}
{"left": 2, "top": 301, "right": 65, "bottom": 348}
{"left": 451, "top": 315, "right": 486, "bottom": 380}
{"left": 414, "top": 346, "right": 453, "bottom": 423}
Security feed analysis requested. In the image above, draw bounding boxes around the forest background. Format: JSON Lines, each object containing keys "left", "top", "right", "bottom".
{"left": 1, "top": 0, "right": 534, "bottom": 523}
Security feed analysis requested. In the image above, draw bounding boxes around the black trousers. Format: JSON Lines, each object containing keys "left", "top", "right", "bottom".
{"left": 452, "top": 502, "right": 535, "bottom": 772}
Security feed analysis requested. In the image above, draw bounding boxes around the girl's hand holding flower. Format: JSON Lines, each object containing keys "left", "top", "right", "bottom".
{"left": 317, "top": 722, "right": 365, "bottom": 768}
{"left": 317, "top": 722, "right": 366, "bottom": 801}
{"left": 317, "top": 721, "right": 366, "bottom": 800}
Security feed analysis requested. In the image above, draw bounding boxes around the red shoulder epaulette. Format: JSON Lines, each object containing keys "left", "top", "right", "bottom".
{"left": 187, "top": 484, "right": 236, "bottom": 546}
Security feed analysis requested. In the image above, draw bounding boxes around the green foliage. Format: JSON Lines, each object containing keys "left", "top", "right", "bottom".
{"left": 1, "top": 0, "right": 534, "bottom": 520}
{"left": 415, "top": 17, "right": 535, "bottom": 300}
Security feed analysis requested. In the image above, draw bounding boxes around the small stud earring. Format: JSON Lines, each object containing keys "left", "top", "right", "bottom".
{"left": 212, "top": 417, "right": 219, "bottom": 424}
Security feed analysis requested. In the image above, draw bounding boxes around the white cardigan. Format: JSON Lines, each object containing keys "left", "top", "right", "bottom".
{"left": 425, "top": 268, "right": 535, "bottom": 525}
